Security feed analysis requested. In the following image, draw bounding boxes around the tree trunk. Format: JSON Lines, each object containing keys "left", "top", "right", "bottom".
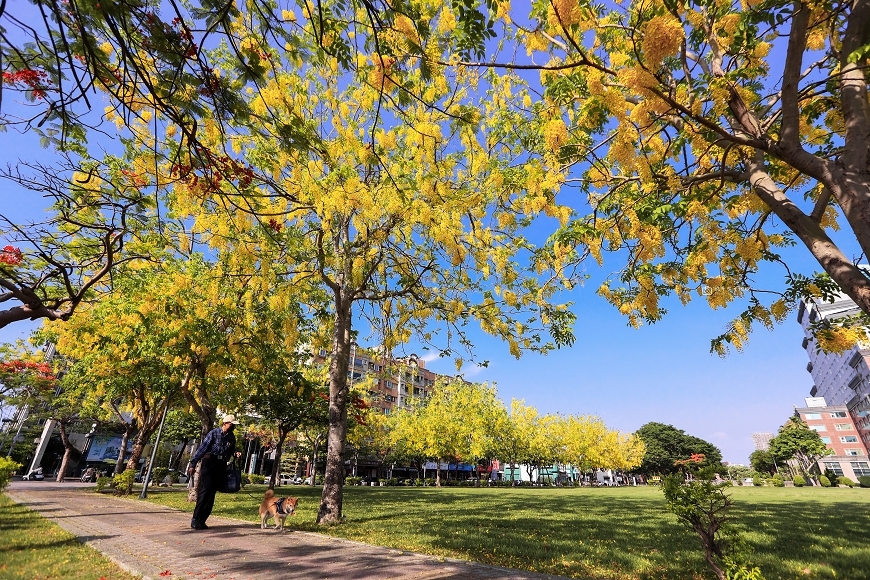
{"left": 124, "top": 405, "right": 165, "bottom": 473}
{"left": 115, "top": 424, "right": 133, "bottom": 474}
{"left": 178, "top": 362, "right": 214, "bottom": 502}
{"left": 269, "top": 425, "right": 291, "bottom": 491}
{"left": 56, "top": 420, "right": 74, "bottom": 483}
{"left": 317, "top": 294, "right": 352, "bottom": 524}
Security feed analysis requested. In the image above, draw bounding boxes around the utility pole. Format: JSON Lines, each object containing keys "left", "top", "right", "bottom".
{"left": 140, "top": 400, "right": 170, "bottom": 499}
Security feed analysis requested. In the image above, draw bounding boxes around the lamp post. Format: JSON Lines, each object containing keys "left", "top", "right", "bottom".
{"left": 140, "top": 400, "right": 170, "bottom": 499}
{"left": 81, "top": 423, "right": 98, "bottom": 471}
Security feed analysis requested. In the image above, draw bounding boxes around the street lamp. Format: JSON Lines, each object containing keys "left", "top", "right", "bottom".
{"left": 81, "top": 423, "right": 98, "bottom": 470}
{"left": 140, "top": 400, "right": 170, "bottom": 499}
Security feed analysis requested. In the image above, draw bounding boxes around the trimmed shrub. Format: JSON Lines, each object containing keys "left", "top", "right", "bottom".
{"left": 819, "top": 475, "right": 832, "bottom": 487}
{"left": 152, "top": 467, "right": 169, "bottom": 484}
{"left": 752, "top": 476, "right": 763, "bottom": 486}
{"left": 248, "top": 474, "right": 265, "bottom": 485}
{"left": 838, "top": 476, "right": 855, "bottom": 488}
{"left": 858, "top": 476, "right": 870, "bottom": 488}
{"left": 113, "top": 470, "right": 136, "bottom": 496}
{"left": 0, "top": 457, "right": 21, "bottom": 492}
{"left": 315, "top": 475, "right": 324, "bottom": 485}
{"left": 95, "top": 476, "right": 112, "bottom": 492}
{"left": 793, "top": 475, "right": 806, "bottom": 487}
{"left": 771, "top": 475, "right": 784, "bottom": 487}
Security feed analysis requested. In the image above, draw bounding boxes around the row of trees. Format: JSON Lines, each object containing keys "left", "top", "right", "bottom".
{"left": 373, "top": 381, "right": 646, "bottom": 485}
{"left": 4, "top": 0, "right": 870, "bottom": 523}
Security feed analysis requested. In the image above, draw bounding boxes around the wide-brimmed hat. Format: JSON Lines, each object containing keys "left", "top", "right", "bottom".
{"left": 221, "top": 414, "right": 240, "bottom": 425}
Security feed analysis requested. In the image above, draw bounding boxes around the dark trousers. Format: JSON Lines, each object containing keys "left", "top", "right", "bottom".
{"left": 192, "top": 458, "right": 223, "bottom": 524}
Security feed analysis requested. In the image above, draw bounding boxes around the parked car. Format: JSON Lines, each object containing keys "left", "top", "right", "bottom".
{"left": 303, "top": 476, "right": 313, "bottom": 485}
{"left": 279, "top": 473, "right": 294, "bottom": 485}
{"left": 168, "top": 469, "right": 188, "bottom": 484}
{"left": 290, "top": 476, "right": 304, "bottom": 485}
{"left": 360, "top": 475, "right": 379, "bottom": 485}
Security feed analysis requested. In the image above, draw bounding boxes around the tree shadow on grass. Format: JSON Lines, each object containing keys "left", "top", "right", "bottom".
{"left": 146, "top": 486, "right": 870, "bottom": 580}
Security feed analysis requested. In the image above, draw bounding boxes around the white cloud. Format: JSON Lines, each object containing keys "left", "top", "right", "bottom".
{"left": 419, "top": 352, "right": 440, "bottom": 364}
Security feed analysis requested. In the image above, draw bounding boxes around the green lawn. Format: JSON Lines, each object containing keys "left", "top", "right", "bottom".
{"left": 140, "top": 485, "right": 867, "bottom": 580}
{"left": 0, "top": 494, "right": 139, "bottom": 580}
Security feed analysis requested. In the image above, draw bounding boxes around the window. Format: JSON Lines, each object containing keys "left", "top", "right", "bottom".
{"left": 845, "top": 449, "right": 863, "bottom": 456}
{"left": 809, "top": 425, "right": 826, "bottom": 432}
{"left": 830, "top": 411, "right": 848, "bottom": 418}
{"left": 851, "top": 462, "right": 870, "bottom": 477}
{"left": 849, "top": 376, "right": 863, "bottom": 392}
{"left": 849, "top": 352, "right": 864, "bottom": 369}
{"left": 804, "top": 413, "right": 822, "bottom": 420}
{"left": 802, "top": 337, "right": 809, "bottom": 349}
{"left": 820, "top": 437, "right": 832, "bottom": 444}
{"left": 806, "top": 362, "right": 814, "bottom": 373}
{"left": 835, "top": 423, "right": 853, "bottom": 430}
{"left": 840, "top": 436, "right": 859, "bottom": 443}
{"left": 823, "top": 462, "right": 844, "bottom": 476}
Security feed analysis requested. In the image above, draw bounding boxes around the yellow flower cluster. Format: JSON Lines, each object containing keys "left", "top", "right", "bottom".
{"left": 544, "top": 118, "right": 568, "bottom": 152}
{"left": 817, "top": 326, "right": 864, "bottom": 355}
{"left": 548, "top": 0, "right": 585, "bottom": 28}
{"left": 642, "top": 14, "right": 684, "bottom": 67}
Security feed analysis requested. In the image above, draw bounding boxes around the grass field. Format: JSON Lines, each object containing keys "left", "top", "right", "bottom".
{"left": 137, "top": 484, "right": 870, "bottom": 580}
{"left": 0, "top": 494, "right": 139, "bottom": 580}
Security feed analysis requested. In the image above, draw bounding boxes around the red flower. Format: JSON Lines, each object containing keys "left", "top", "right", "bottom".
{"left": 0, "top": 245, "right": 23, "bottom": 266}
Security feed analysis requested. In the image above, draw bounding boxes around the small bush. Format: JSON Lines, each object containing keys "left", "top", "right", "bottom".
{"left": 838, "top": 476, "right": 855, "bottom": 488}
{"left": 315, "top": 475, "right": 324, "bottom": 485}
{"left": 771, "top": 475, "right": 784, "bottom": 487}
{"left": 858, "top": 476, "right": 870, "bottom": 488}
{"left": 151, "top": 467, "right": 169, "bottom": 484}
{"left": 95, "top": 476, "right": 112, "bottom": 492}
{"left": 819, "top": 475, "right": 832, "bottom": 487}
{"left": 0, "top": 457, "right": 21, "bottom": 492}
{"left": 752, "top": 476, "right": 763, "bottom": 486}
{"left": 248, "top": 474, "right": 265, "bottom": 485}
{"left": 113, "top": 470, "right": 136, "bottom": 496}
{"left": 793, "top": 475, "right": 806, "bottom": 487}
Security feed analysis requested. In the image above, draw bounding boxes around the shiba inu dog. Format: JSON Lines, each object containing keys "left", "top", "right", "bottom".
{"left": 259, "top": 489, "right": 298, "bottom": 530}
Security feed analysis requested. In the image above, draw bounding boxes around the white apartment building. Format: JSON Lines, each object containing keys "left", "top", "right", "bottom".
{"left": 798, "top": 296, "right": 870, "bottom": 406}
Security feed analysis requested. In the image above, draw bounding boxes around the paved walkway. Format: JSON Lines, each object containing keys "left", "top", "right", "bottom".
{"left": 5, "top": 480, "right": 568, "bottom": 580}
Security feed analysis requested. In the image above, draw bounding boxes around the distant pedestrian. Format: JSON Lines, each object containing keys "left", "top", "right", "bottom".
{"left": 187, "top": 415, "right": 241, "bottom": 530}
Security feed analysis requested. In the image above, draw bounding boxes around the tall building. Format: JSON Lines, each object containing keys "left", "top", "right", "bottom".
{"left": 751, "top": 432, "right": 774, "bottom": 451}
{"left": 798, "top": 296, "right": 870, "bottom": 408}
{"left": 794, "top": 397, "right": 870, "bottom": 481}
{"left": 317, "top": 346, "right": 456, "bottom": 414}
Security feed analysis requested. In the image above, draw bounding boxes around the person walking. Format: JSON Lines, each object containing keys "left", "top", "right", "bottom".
{"left": 187, "top": 415, "right": 241, "bottom": 530}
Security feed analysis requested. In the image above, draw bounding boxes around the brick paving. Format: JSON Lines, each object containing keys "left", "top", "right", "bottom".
{"left": 5, "top": 480, "right": 568, "bottom": 580}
